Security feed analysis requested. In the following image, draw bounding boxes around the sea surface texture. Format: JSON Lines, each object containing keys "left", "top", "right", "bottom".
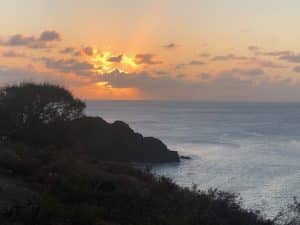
{"left": 86, "top": 101, "right": 300, "bottom": 217}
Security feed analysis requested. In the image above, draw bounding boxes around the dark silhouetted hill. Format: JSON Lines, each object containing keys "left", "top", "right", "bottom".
{"left": 0, "top": 83, "right": 179, "bottom": 163}
{"left": 66, "top": 117, "right": 180, "bottom": 163}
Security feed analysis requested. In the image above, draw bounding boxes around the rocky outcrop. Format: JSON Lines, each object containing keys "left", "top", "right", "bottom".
{"left": 66, "top": 117, "right": 180, "bottom": 163}
{"left": 6, "top": 116, "right": 180, "bottom": 163}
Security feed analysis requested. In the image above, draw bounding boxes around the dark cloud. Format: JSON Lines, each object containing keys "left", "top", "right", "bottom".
{"left": 256, "top": 60, "right": 286, "bottom": 69}
{"left": 82, "top": 47, "right": 94, "bottom": 56}
{"left": 212, "top": 54, "right": 235, "bottom": 61}
{"left": 5, "top": 34, "right": 35, "bottom": 46}
{"left": 152, "top": 70, "right": 168, "bottom": 75}
{"left": 0, "top": 66, "right": 296, "bottom": 101}
{"left": 162, "top": 43, "right": 178, "bottom": 49}
{"left": 135, "top": 54, "right": 162, "bottom": 65}
{"left": 176, "top": 74, "right": 185, "bottom": 79}
{"left": 212, "top": 54, "right": 254, "bottom": 61}
{"left": 231, "top": 55, "right": 256, "bottom": 61}
{"left": 39, "top": 30, "right": 61, "bottom": 42}
{"left": 293, "top": 66, "right": 300, "bottom": 73}
{"left": 108, "top": 55, "right": 123, "bottom": 63}
{"left": 97, "top": 69, "right": 261, "bottom": 99}
{"left": 198, "top": 73, "right": 212, "bottom": 80}
{"left": 237, "top": 68, "right": 264, "bottom": 76}
{"left": 241, "top": 59, "right": 286, "bottom": 69}
{"left": 95, "top": 69, "right": 299, "bottom": 101}
{"left": 279, "top": 53, "right": 300, "bottom": 63}
{"left": 189, "top": 60, "right": 205, "bottom": 66}
{"left": 175, "top": 63, "right": 186, "bottom": 70}
{"left": 199, "top": 53, "right": 210, "bottom": 57}
{"left": 221, "top": 68, "right": 265, "bottom": 77}
{"left": 99, "top": 70, "right": 178, "bottom": 88}
{"left": 2, "top": 50, "right": 25, "bottom": 58}
{"left": 261, "top": 50, "right": 300, "bottom": 63}
{"left": 60, "top": 47, "right": 76, "bottom": 54}
{"left": 0, "top": 30, "right": 61, "bottom": 49}
{"left": 175, "top": 60, "right": 205, "bottom": 69}
{"left": 98, "top": 70, "right": 199, "bottom": 99}
{"left": 60, "top": 47, "right": 81, "bottom": 56}
{"left": 264, "top": 50, "right": 292, "bottom": 57}
{"left": 42, "top": 58, "right": 94, "bottom": 75}
{"left": 248, "top": 45, "right": 260, "bottom": 52}
{"left": 0, "top": 66, "right": 67, "bottom": 85}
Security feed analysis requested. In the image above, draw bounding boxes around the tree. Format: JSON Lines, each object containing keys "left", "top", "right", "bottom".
{"left": 0, "top": 83, "right": 85, "bottom": 141}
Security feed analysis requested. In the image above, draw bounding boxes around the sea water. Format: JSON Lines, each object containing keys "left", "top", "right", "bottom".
{"left": 86, "top": 101, "right": 300, "bottom": 217}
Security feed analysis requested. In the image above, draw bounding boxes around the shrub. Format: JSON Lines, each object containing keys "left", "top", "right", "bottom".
{"left": 0, "top": 83, "right": 85, "bottom": 142}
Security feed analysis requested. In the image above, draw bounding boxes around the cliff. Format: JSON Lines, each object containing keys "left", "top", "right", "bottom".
{"left": 66, "top": 117, "right": 180, "bottom": 163}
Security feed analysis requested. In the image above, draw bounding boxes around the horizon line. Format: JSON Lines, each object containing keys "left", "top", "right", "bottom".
{"left": 83, "top": 99, "right": 300, "bottom": 104}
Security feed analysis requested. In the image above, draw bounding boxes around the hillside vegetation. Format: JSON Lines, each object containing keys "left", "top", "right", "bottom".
{"left": 0, "top": 142, "right": 273, "bottom": 225}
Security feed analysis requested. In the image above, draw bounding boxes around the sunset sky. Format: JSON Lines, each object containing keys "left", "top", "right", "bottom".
{"left": 1, "top": 0, "right": 300, "bottom": 101}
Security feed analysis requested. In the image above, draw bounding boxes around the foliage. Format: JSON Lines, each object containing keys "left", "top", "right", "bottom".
{"left": 0, "top": 83, "right": 85, "bottom": 141}
{"left": 0, "top": 143, "right": 274, "bottom": 225}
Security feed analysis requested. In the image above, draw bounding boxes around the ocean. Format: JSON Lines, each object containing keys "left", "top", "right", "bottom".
{"left": 86, "top": 101, "right": 300, "bottom": 218}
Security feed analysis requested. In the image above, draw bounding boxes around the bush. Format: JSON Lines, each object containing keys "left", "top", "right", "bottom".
{"left": 0, "top": 143, "right": 41, "bottom": 175}
{"left": 0, "top": 83, "right": 85, "bottom": 142}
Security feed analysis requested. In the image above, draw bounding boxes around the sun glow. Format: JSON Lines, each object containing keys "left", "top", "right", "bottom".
{"left": 91, "top": 51, "right": 139, "bottom": 74}
{"left": 122, "top": 55, "right": 139, "bottom": 68}
{"left": 92, "top": 51, "right": 113, "bottom": 73}
{"left": 96, "top": 81, "right": 111, "bottom": 88}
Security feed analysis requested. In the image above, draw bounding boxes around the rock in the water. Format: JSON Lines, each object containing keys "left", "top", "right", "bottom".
{"left": 180, "top": 156, "right": 192, "bottom": 160}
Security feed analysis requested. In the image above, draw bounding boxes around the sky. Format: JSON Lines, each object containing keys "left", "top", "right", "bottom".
{"left": 1, "top": 0, "right": 300, "bottom": 101}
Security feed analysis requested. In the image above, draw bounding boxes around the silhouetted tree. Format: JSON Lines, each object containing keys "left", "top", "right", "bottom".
{"left": 0, "top": 83, "right": 85, "bottom": 141}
